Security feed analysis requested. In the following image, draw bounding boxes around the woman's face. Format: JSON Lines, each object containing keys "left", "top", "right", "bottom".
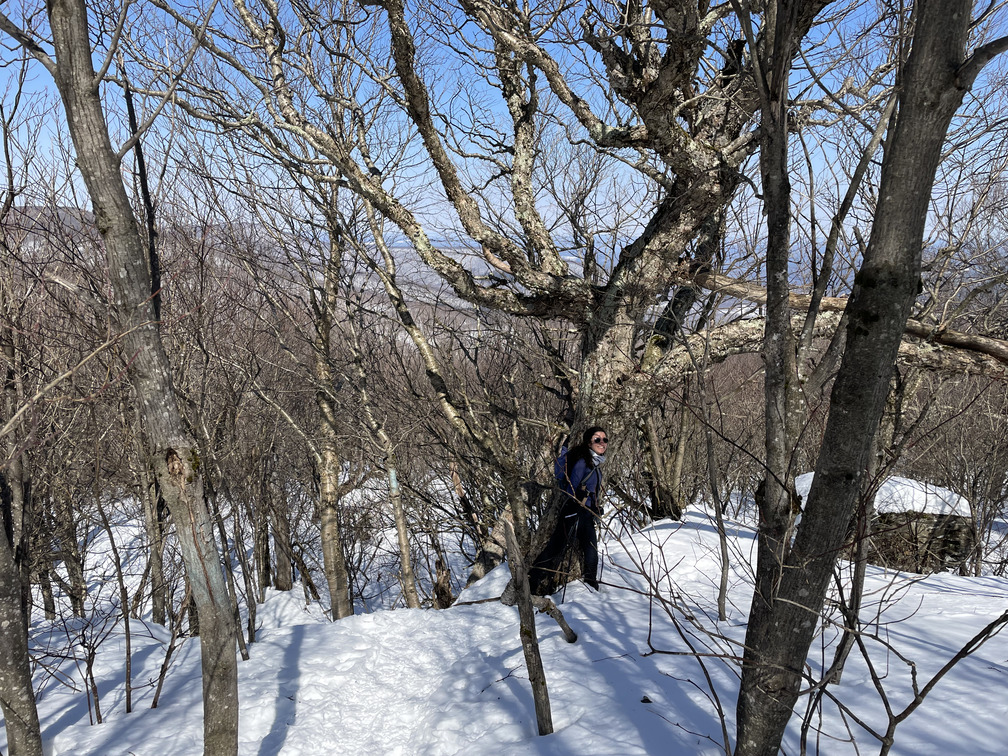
{"left": 589, "top": 431, "right": 609, "bottom": 454}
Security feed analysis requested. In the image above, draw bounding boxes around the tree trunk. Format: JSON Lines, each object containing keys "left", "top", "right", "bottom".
{"left": 465, "top": 499, "right": 510, "bottom": 587}
{"left": 57, "top": 495, "right": 86, "bottom": 618}
{"left": 38, "top": 565, "right": 56, "bottom": 620}
{"left": 317, "top": 384, "right": 353, "bottom": 619}
{"left": 501, "top": 488, "right": 553, "bottom": 735}
{"left": 669, "top": 382, "right": 691, "bottom": 517}
{"left": 255, "top": 454, "right": 272, "bottom": 600}
{"left": 0, "top": 284, "right": 41, "bottom": 750}
{"left": 313, "top": 241, "right": 353, "bottom": 618}
{"left": 0, "top": 279, "right": 33, "bottom": 609}
{"left": 643, "top": 414, "right": 682, "bottom": 520}
{"left": 270, "top": 499, "right": 295, "bottom": 592}
{"left": 94, "top": 490, "right": 133, "bottom": 713}
{"left": 228, "top": 489, "right": 258, "bottom": 645}
{"left": 44, "top": 3, "right": 239, "bottom": 753}
{"left": 431, "top": 538, "right": 455, "bottom": 609}
{"left": 736, "top": 3, "right": 991, "bottom": 753}
{"left": 138, "top": 460, "right": 167, "bottom": 626}
{"left": 387, "top": 464, "right": 421, "bottom": 608}
{"left": 365, "top": 213, "right": 555, "bottom": 733}
{"left": 0, "top": 523, "right": 43, "bottom": 756}
{"left": 0, "top": 313, "right": 42, "bottom": 754}
{"left": 209, "top": 490, "right": 250, "bottom": 660}
{"left": 701, "top": 378, "right": 731, "bottom": 622}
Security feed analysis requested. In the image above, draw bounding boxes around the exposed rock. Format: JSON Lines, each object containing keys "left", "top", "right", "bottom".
{"left": 795, "top": 473, "right": 975, "bottom": 574}
{"left": 870, "top": 511, "right": 974, "bottom": 574}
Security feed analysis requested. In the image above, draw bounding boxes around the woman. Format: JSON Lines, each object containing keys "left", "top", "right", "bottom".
{"left": 528, "top": 426, "right": 609, "bottom": 593}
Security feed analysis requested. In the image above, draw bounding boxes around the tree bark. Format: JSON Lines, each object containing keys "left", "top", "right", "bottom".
{"left": 255, "top": 453, "right": 272, "bottom": 599}
{"left": 1, "top": 279, "right": 41, "bottom": 754}
{"left": 0, "top": 332, "right": 42, "bottom": 755}
{"left": 94, "top": 489, "right": 132, "bottom": 712}
{"left": 138, "top": 457, "right": 167, "bottom": 626}
{"left": 465, "top": 499, "right": 510, "bottom": 587}
{"left": 367, "top": 211, "right": 555, "bottom": 733}
{"left": 43, "top": 3, "right": 239, "bottom": 753}
{"left": 387, "top": 464, "right": 421, "bottom": 608}
{"left": 56, "top": 494, "right": 86, "bottom": 617}
{"left": 669, "top": 383, "right": 691, "bottom": 518}
{"left": 270, "top": 499, "right": 295, "bottom": 592}
{"left": 315, "top": 357, "right": 353, "bottom": 620}
{"left": 313, "top": 235, "right": 353, "bottom": 619}
{"left": 502, "top": 493, "right": 554, "bottom": 735}
{"left": 643, "top": 414, "right": 682, "bottom": 520}
{"left": 736, "top": 2, "right": 998, "bottom": 753}
{"left": 0, "top": 521, "right": 43, "bottom": 756}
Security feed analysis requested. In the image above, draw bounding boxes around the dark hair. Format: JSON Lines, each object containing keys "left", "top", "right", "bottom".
{"left": 564, "top": 425, "right": 607, "bottom": 477}
{"left": 580, "top": 426, "right": 606, "bottom": 447}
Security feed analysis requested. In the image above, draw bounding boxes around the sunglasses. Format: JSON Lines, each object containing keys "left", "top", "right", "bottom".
{"left": 592, "top": 436, "right": 609, "bottom": 444}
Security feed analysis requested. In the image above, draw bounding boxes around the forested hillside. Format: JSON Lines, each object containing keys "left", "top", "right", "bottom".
{"left": 1, "top": 1, "right": 1008, "bottom": 754}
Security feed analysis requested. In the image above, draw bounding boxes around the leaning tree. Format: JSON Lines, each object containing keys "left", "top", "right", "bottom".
{"left": 0, "top": 3, "right": 241, "bottom": 754}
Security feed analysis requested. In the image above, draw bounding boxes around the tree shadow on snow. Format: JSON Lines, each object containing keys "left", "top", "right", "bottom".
{"left": 256, "top": 624, "right": 307, "bottom": 756}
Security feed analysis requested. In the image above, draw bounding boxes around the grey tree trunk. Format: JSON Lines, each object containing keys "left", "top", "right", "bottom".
{"left": 255, "top": 458, "right": 272, "bottom": 599}
{"left": 57, "top": 495, "right": 87, "bottom": 617}
{"left": 387, "top": 461, "right": 421, "bottom": 608}
{"left": 227, "top": 489, "right": 258, "bottom": 645}
{"left": 502, "top": 497, "right": 554, "bottom": 735}
{"left": 752, "top": 0, "right": 807, "bottom": 681}
{"left": 315, "top": 358, "right": 353, "bottom": 620}
{"left": 94, "top": 491, "right": 133, "bottom": 712}
{"left": 367, "top": 215, "right": 555, "bottom": 733}
{"left": 0, "top": 525, "right": 42, "bottom": 756}
{"left": 0, "top": 286, "right": 42, "bottom": 754}
{"left": 38, "top": 565, "right": 56, "bottom": 621}
{"left": 465, "top": 499, "right": 510, "bottom": 587}
{"left": 701, "top": 380, "right": 731, "bottom": 622}
{"left": 313, "top": 242, "right": 353, "bottom": 619}
{"left": 669, "top": 390, "right": 691, "bottom": 518}
{"left": 0, "top": 290, "right": 28, "bottom": 567}
{"left": 138, "top": 458, "right": 167, "bottom": 626}
{"left": 643, "top": 415, "right": 682, "bottom": 520}
{"left": 41, "top": 2, "right": 239, "bottom": 753}
{"left": 0, "top": 282, "right": 35, "bottom": 625}
{"left": 735, "top": 2, "right": 1004, "bottom": 753}
{"left": 270, "top": 500, "right": 295, "bottom": 592}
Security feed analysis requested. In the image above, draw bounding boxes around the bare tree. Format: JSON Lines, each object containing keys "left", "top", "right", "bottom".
{"left": 0, "top": 3, "right": 241, "bottom": 754}
{"left": 736, "top": 2, "right": 1008, "bottom": 754}
{"left": 44, "top": 0, "right": 1008, "bottom": 750}
{"left": 0, "top": 53, "right": 46, "bottom": 756}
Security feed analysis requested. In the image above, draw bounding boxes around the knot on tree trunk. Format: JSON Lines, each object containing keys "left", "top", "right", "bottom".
{"left": 165, "top": 448, "right": 184, "bottom": 477}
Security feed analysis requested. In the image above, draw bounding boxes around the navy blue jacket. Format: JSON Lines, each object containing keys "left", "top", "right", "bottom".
{"left": 558, "top": 451, "right": 602, "bottom": 515}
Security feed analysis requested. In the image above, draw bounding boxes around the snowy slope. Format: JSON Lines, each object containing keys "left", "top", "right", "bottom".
{"left": 8, "top": 503, "right": 1008, "bottom": 755}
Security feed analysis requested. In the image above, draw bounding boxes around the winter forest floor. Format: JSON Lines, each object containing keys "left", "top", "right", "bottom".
{"left": 7, "top": 505, "right": 1008, "bottom": 756}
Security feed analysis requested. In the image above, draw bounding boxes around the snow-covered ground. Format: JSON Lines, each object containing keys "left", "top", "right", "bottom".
{"left": 7, "top": 495, "right": 1008, "bottom": 755}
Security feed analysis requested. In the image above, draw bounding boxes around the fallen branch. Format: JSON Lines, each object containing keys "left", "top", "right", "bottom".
{"left": 500, "top": 582, "right": 578, "bottom": 644}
